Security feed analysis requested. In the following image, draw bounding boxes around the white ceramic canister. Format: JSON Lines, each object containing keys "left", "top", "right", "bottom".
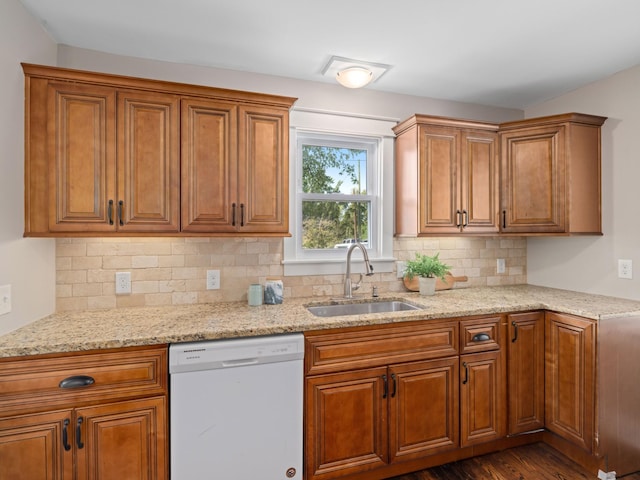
{"left": 248, "top": 284, "right": 263, "bottom": 306}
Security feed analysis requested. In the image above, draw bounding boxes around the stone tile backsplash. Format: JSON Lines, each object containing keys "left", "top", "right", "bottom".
{"left": 55, "top": 237, "right": 526, "bottom": 312}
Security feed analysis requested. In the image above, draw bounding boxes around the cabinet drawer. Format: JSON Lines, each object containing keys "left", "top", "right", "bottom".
{"left": 305, "top": 320, "right": 458, "bottom": 375}
{"left": 460, "top": 316, "right": 502, "bottom": 353}
{"left": 0, "top": 345, "right": 167, "bottom": 415}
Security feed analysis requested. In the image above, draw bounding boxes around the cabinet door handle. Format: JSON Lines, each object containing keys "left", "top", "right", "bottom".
{"left": 231, "top": 203, "right": 237, "bottom": 226}
{"left": 456, "top": 210, "right": 462, "bottom": 228}
{"left": 511, "top": 321, "right": 518, "bottom": 342}
{"left": 76, "top": 417, "right": 84, "bottom": 449}
{"left": 471, "top": 333, "right": 490, "bottom": 342}
{"left": 462, "top": 209, "right": 468, "bottom": 227}
{"left": 108, "top": 199, "right": 114, "bottom": 225}
{"left": 390, "top": 373, "right": 397, "bottom": 398}
{"left": 240, "top": 203, "right": 245, "bottom": 227}
{"left": 62, "top": 418, "right": 72, "bottom": 451}
{"left": 118, "top": 200, "right": 124, "bottom": 226}
{"left": 59, "top": 375, "right": 95, "bottom": 389}
{"left": 502, "top": 210, "right": 506, "bottom": 229}
{"left": 382, "top": 374, "right": 388, "bottom": 399}
{"left": 462, "top": 362, "right": 469, "bottom": 385}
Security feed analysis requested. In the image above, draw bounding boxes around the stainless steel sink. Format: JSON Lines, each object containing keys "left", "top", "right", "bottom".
{"left": 306, "top": 300, "right": 422, "bottom": 317}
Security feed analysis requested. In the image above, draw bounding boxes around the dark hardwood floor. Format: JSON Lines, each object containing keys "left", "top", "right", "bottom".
{"left": 389, "top": 443, "right": 640, "bottom": 480}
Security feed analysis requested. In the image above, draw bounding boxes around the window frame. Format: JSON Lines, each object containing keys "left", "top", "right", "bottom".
{"left": 283, "top": 109, "right": 396, "bottom": 276}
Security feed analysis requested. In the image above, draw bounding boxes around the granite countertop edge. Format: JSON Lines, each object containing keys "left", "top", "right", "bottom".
{"left": 1, "top": 284, "right": 640, "bottom": 358}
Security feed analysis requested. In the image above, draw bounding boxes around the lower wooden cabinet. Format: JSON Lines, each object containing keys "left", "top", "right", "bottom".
{"left": 0, "top": 345, "right": 168, "bottom": 480}
{"left": 460, "top": 350, "right": 506, "bottom": 447}
{"left": 545, "top": 311, "right": 595, "bottom": 452}
{"left": 304, "top": 315, "right": 506, "bottom": 480}
{"left": 507, "top": 311, "right": 545, "bottom": 435}
{"left": 0, "top": 410, "right": 73, "bottom": 480}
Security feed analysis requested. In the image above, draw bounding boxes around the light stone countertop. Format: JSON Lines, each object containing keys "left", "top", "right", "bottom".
{"left": 1, "top": 284, "right": 640, "bottom": 358}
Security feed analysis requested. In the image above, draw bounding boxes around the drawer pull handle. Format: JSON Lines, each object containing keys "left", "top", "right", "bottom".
{"left": 382, "top": 374, "right": 388, "bottom": 399}
{"left": 472, "top": 333, "right": 490, "bottom": 342}
{"left": 511, "top": 321, "right": 519, "bottom": 342}
{"left": 462, "top": 362, "right": 469, "bottom": 385}
{"left": 390, "top": 373, "right": 397, "bottom": 398}
{"left": 76, "top": 417, "right": 84, "bottom": 449}
{"left": 62, "top": 418, "right": 71, "bottom": 451}
{"left": 456, "top": 210, "right": 462, "bottom": 227}
{"left": 118, "top": 200, "right": 124, "bottom": 226}
{"left": 59, "top": 375, "right": 95, "bottom": 389}
{"left": 232, "top": 203, "right": 237, "bottom": 226}
{"left": 240, "top": 203, "right": 245, "bottom": 227}
{"left": 108, "top": 199, "right": 114, "bottom": 225}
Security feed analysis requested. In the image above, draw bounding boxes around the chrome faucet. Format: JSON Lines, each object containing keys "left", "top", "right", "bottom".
{"left": 343, "top": 241, "right": 374, "bottom": 298}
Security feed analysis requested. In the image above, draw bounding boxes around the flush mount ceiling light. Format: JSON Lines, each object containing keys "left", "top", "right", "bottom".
{"left": 322, "top": 56, "right": 391, "bottom": 89}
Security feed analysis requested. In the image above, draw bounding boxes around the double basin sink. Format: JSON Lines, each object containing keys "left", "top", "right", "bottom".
{"left": 307, "top": 300, "right": 422, "bottom": 317}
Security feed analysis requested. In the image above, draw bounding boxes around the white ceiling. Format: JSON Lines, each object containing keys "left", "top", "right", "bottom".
{"left": 19, "top": 0, "right": 640, "bottom": 109}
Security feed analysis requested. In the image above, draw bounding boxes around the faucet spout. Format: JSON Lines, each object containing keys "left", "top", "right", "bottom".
{"left": 344, "top": 241, "right": 374, "bottom": 298}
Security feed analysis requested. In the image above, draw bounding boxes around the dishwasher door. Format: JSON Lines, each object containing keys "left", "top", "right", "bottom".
{"left": 169, "top": 334, "right": 304, "bottom": 479}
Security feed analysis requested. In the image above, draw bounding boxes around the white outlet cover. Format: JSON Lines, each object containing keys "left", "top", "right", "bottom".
{"left": 0, "top": 284, "right": 11, "bottom": 315}
{"left": 115, "top": 272, "right": 131, "bottom": 294}
{"left": 206, "top": 270, "right": 221, "bottom": 290}
{"left": 497, "top": 258, "right": 506, "bottom": 274}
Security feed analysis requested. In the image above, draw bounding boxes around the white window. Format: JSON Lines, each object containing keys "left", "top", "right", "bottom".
{"left": 284, "top": 109, "right": 396, "bottom": 276}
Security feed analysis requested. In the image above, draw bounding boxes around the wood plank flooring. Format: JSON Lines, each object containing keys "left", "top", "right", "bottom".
{"left": 388, "top": 443, "right": 640, "bottom": 480}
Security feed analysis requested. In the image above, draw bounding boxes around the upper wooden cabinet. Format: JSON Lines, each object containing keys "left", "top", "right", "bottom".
{"left": 394, "top": 115, "right": 500, "bottom": 235}
{"left": 394, "top": 112, "right": 606, "bottom": 236}
{"left": 500, "top": 113, "right": 606, "bottom": 235}
{"left": 23, "top": 63, "right": 296, "bottom": 236}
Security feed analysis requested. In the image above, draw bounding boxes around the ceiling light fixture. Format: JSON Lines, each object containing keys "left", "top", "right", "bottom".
{"left": 336, "top": 67, "right": 373, "bottom": 89}
{"left": 322, "top": 56, "right": 392, "bottom": 89}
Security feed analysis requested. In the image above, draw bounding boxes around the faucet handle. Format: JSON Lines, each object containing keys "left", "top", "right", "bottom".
{"left": 352, "top": 273, "right": 364, "bottom": 291}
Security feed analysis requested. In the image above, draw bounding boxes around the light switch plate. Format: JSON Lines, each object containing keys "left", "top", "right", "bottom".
{"left": 0, "top": 284, "right": 11, "bottom": 315}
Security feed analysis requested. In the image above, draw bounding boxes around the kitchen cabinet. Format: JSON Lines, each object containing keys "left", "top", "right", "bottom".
{"left": 0, "top": 345, "right": 168, "bottom": 480}
{"left": 305, "top": 314, "right": 510, "bottom": 480}
{"left": 507, "top": 311, "right": 545, "bottom": 435}
{"left": 35, "top": 80, "right": 180, "bottom": 234}
{"left": 393, "top": 115, "right": 499, "bottom": 235}
{"left": 545, "top": 311, "right": 595, "bottom": 453}
{"left": 304, "top": 320, "right": 459, "bottom": 480}
{"left": 459, "top": 316, "right": 506, "bottom": 447}
{"left": 181, "top": 99, "right": 289, "bottom": 233}
{"left": 500, "top": 113, "right": 606, "bottom": 234}
{"left": 23, "top": 63, "right": 296, "bottom": 236}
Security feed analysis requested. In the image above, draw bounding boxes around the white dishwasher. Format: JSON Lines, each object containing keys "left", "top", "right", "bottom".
{"left": 169, "top": 333, "right": 304, "bottom": 479}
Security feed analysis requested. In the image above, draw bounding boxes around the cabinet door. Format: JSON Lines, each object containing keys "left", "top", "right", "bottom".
{"left": 0, "top": 410, "right": 73, "bottom": 480}
{"left": 305, "top": 367, "right": 387, "bottom": 480}
{"left": 237, "top": 105, "right": 289, "bottom": 233}
{"left": 500, "top": 125, "right": 566, "bottom": 233}
{"left": 47, "top": 82, "right": 116, "bottom": 233}
{"left": 117, "top": 90, "right": 180, "bottom": 232}
{"left": 418, "top": 125, "right": 461, "bottom": 233}
{"left": 75, "top": 397, "right": 167, "bottom": 480}
{"left": 388, "top": 358, "right": 458, "bottom": 462}
{"left": 507, "top": 312, "right": 545, "bottom": 435}
{"left": 181, "top": 98, "right": 238, "bottom": 232}
{"left": 545, "top": 312, "right": 595, "bottom": 452}
{"left": 460, "top": 350, "right": 506, "bottom": 447}
{"left": 460, "top": 131, "right": 499, "bottom": 233}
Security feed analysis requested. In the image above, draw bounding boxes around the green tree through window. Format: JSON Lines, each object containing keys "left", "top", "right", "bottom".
{"left": 301, "top": 144, "right": 369, "bottom": 249}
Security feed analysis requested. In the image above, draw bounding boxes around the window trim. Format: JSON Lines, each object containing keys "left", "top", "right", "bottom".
{"left": 283, "top": 108, "right": 397, "bottom": 276}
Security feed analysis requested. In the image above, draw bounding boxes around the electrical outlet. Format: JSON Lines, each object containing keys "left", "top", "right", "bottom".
{"left": 396, "top": 261, "right": 406, "bottom": 279}
{"left": 618, "top": 259, "right": 633, "bottom": 279}
{"left": 497, "top": 258, "right": 506, "bottom": 274}
{"left": 206, "top": 269, "right": 221, "bottom": 290}
{"left": 0, "top": 284, "right": 11, "bottom": 316}
{"left": 115, "top": 272, "right": 131, "bottom": 294}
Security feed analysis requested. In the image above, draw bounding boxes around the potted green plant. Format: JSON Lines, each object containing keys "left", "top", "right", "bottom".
{"left": 403, "top": 252, "right": 451, "bottom": 296}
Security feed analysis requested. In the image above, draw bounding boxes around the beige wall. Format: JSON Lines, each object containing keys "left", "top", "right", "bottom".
{"left": 525, "top": 66, "right": 640, "bottom": 301}
{"left": 55, "top": 237, "right": 526, "bottom": 312}
{"left": 0, "top": 0, "right": 57, "bottom": 335}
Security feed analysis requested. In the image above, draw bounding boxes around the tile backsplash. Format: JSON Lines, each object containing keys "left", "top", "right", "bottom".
{"left": 56, "top": 236, "right": 526, "bottom": 312}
